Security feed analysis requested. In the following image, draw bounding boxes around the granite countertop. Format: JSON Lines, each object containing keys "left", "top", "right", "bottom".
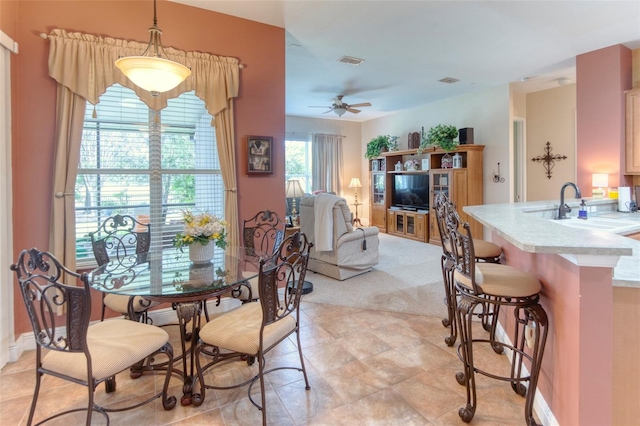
{"left": 464, "top": 199, "right": 640, "bottom": 288}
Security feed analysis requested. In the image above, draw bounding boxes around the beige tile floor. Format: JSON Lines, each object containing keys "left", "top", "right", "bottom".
{"left": 0, "top": 301, "right": 535, "bottom": 425}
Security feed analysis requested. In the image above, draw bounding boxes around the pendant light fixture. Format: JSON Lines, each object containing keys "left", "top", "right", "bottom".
{"left": 115, "top": 0, "right": 191, "bottom": 96}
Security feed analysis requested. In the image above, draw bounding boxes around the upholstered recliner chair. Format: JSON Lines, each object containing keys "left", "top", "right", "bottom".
{"left": 299, "top": 193, "right": 379, "bottom": 280}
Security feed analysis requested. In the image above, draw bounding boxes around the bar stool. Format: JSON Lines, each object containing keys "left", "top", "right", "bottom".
{"left": 433, "top": 193, "right": 503, "bottom": 347}
{"left": 449, "top": 220, "right": 548, "bottom": 425}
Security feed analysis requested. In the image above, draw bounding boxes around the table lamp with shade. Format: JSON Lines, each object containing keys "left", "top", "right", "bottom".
{"left": 348, "top": 177, "right": 363, "bottom": 226}
{"left": 285, "top": 179, "right": 305, "bottom": 225}
{"left": 592, "top": 173, "right": 609, "bottom": 198}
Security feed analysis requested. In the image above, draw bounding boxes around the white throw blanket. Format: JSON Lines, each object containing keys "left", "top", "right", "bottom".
{"left": 314, "top": 193, "right": 341, "bottom": 251}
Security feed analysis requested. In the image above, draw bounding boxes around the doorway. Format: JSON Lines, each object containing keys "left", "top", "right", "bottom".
{"left": 512, "top": 118, "right": 526, "bottom": 203}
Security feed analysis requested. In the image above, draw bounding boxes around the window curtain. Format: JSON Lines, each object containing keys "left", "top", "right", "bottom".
{"left": 46, "top": 29, "right": 241, "bottom": 271}
{"left": 1, "top": 31, "right": 16, "bottom": 366}
{"left": 311, "top": 133, "right": 344, "bottom": 194}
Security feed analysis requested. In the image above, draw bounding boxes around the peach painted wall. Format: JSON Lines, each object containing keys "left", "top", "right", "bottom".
{"left": 526, "top": 84, "right": 577, "bottom": 201}
{"left": 11, "top": 1, "right": 284, "bottom": 335}
{"left": 576, "top": 45, "right": 632, "bottom": 194}
{"left": 494, "top": 234, "right": 614, "bottom": 426}
{"left": 0, "top": 1, "right": 18, "bottom": 40}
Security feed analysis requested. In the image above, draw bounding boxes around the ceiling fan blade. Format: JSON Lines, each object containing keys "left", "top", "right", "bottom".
{"left": 322, "top": 109, "right": 333, "bottom": 114}
{"left": 309, "top": 105, "right": 331, "bottom": 108}
{"left": 348, "top": 102, "right": 372, "bottom": 108}
{"left": 347, "top": 108, "right": 361, "bottom": 114}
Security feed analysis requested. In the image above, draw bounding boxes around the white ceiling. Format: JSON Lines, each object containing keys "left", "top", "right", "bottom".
{"left": 170, "top": 0, "right": 640, "bottom": 122}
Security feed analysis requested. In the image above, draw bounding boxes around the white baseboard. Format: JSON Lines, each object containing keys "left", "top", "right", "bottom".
{"left": 9, "top": 297, "right": 242, "bottom": 362}
{"left": 494, "top": 322, "right": 558, "bottom": 426}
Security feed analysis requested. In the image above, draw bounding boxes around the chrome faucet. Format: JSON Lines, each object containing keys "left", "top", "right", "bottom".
{"left": 557, "top": 182, "right": 582, "bottom": 220}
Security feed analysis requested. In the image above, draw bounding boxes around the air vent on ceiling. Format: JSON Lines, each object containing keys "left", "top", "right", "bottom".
{"left": 337, "top": 56, "right": 364, "bottom": 66}
{"left": 439, "top": 77, "right": 460, "bottom": 84}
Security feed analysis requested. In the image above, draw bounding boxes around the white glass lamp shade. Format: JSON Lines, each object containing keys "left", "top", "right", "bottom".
{"left": 285, "top": 179, "right": 305, "bottom": 199}
{"left": 592, "top": 173, "right": 609, "bottom": 198}
{"left": 334, "top": 107, "right": 347, "bottom": 117}
{"left": 115, "top": 56, "right": 191, "bottom": 94}
{"left": 348, "top": 177, "right": 362, "bottom": 189}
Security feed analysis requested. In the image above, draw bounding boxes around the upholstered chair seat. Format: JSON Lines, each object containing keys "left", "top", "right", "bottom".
{"left": 454, "top": 263, "right": 542, "bottom": 298}
{"left": 102, "top": 293, "right": 161, "bottom": 316}
{"left": 193, "top": 232, "right": 312, "bottom": 425}
{"left": 42, "top": 319, "right": 170, "bottom": 381}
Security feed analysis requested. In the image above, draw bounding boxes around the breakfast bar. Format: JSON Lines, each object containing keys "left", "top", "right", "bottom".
{"left": 465, "top": 199, "right": 639, "bottom": 426}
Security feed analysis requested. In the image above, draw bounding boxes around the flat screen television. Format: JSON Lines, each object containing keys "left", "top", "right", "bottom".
{"left": 392, "top": 174, "right": 430, "bottom": 210}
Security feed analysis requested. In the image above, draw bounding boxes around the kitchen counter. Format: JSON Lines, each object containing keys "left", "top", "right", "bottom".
{"left": 464, "top": 198, "right": 640, "bottom": 425}
{"left": 464, "top": 198, "right": 639, "bottom": 288}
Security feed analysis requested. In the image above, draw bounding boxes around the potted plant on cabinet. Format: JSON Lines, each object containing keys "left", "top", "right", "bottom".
{"left": 365, "top": 135, "right": 392, "bottom": 159}
{"left": 418, "top": 124, "right": 459, "bottom": 153}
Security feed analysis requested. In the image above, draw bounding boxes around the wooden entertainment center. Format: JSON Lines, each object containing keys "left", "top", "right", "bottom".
{"left": 369, "top": 145, "right": 484, "bottom": 244}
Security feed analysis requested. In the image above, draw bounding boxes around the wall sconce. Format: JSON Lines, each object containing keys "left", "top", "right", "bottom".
{"left": 592, "top": 173, "right": 609, "bottom": 198}
{"left": 493, "top": 162, "right": 505, "bottom": 183}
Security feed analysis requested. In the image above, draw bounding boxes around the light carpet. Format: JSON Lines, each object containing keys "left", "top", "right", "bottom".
{"left": 303, "top": 233, "right": 447, "bottom": 317}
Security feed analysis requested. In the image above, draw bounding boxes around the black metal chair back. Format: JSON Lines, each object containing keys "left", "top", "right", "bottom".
{"left": 12, "top": 248, "right": 91, "bottom": 355}
{"left": 89, "top": 214, "right": 150, "bottom": 269}
{"left": 89, "top": 214, "right": 154, "bottom": 322}
{"left": 258, "top": 231, "right": 312, "bottom": 333}
{"left": 242, "top": 210, "right": 286, "bottom": 258}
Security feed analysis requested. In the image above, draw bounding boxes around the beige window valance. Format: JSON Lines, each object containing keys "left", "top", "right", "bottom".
{"left": 45, "top": 28, "right": 240, "bottom": 115}
{"left": 47, "top": 28, "right": 240, "bottom": 287}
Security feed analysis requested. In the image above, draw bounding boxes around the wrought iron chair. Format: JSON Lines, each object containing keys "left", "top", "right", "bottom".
{"left": 88, "top": 214, "right": 160, "bottom": 322}
{"left": 11, "top": 248, "right": 176, "bottom": 425}
{"left": 237, "top": 210, "right": 286, "bottom": 302}
{"left": 449, "top": 219, "right": 548, "bottom": 425}
{"left": 192, "top": 232, "right": 312, "bottom": 425}
{"left": 433, "top": 193, "right": 503, "bottom": 347}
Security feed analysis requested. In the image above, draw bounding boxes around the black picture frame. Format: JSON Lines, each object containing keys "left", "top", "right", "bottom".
{"left": 247, "top": 136, "right": 273, "bottom": 175}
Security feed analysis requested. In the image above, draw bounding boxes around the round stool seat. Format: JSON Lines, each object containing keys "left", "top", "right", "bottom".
{"left": 444, "top": 238, "right": 502, "bottom": 262}
{"left": 454, "top": 263, "right": 542, "bottom": 299}
{"left": 473, "top": 239, "right": 503, "bottom": 260}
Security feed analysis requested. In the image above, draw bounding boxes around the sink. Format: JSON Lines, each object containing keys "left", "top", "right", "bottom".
{"left": 550, "top": 216, "right": 640, "bottom": 234}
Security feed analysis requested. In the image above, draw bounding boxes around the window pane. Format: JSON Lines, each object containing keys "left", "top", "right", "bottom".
{"left": 76, "top": 84, "right": 224, "bottom": 265}
{"left": 285, "top": 139, "right": 312, "bottom": 193}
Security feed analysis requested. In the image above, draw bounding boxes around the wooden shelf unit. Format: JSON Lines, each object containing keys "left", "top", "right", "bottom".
{"left": 368, "top": 145, "right": 485, "bottom": 244}
{"left": 387, "top": 209, "right": 427, "bottom": 242}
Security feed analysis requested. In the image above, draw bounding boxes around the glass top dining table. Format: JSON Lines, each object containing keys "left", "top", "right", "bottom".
{"left": 88, "top": 246, "right": 260, "bottom": 406}
{"left": 88, "top": 246, "right": 259, "bottom": 303}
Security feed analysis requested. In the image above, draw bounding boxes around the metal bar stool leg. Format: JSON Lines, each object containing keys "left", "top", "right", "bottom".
{"left": 455, "top": 294, "right": 479, "bottom": 422}
{"left": 441, "top": 254, "right": 458, "bottom": 346}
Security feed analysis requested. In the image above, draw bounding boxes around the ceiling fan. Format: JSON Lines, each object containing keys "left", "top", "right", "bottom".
{"left": 309, "top": 95, "right": 372, "bottom": 117}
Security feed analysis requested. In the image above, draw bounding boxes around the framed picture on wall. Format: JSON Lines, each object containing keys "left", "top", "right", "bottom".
{"left": 247, "top": 136, "right": 273, "bottom": 175}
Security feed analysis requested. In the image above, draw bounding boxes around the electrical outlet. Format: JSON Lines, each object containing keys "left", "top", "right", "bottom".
{"left": 588, "top": 205, "right": 596, "bottom": 213}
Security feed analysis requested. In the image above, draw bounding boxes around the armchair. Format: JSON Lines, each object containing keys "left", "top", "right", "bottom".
{"left": 299, "top": 193, "right": 379, "bottom": 280}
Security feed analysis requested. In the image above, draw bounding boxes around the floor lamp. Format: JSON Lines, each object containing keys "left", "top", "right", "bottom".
{"left": 349, "top": 177, "right": 363, "bottom": 227}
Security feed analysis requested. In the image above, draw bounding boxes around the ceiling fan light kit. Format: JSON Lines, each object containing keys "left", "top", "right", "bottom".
{"left": 308, "top": 95, "right": 372, "bottom": 117}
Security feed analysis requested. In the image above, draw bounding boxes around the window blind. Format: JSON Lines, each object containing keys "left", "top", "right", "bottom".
{"left": 76, "top": 84, "right": 224, "bottom": 266}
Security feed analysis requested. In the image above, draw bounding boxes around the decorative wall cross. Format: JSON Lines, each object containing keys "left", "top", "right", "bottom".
{"left": 531, "top": 141, "right": 567, "bottom": 179}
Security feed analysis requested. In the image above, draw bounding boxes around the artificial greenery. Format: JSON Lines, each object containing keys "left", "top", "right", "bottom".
{"left": 418, "top": 124, "right": 459, "bottom": 152}
{"left": 365, "top": 135, "right": 392, "bottom": 159}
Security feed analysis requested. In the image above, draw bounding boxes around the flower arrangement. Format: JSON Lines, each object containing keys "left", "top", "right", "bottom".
{"left": 173, "top": 210, "right": 228, "bottom": 250}
{"left": 404, "top": 159, "right": 420, "bottom": 170}
{"left": 418, "top": 124, "right": 459, "bottom": 153}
